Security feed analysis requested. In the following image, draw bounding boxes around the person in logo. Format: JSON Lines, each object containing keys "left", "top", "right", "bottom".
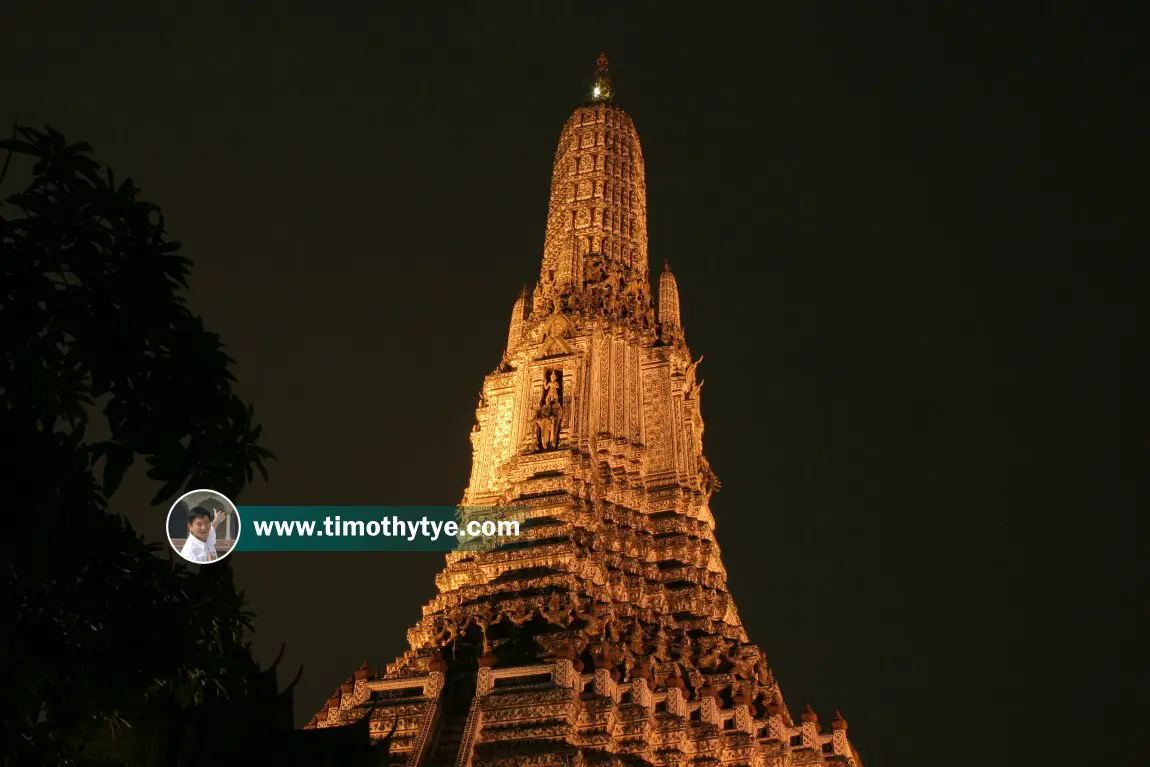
{"left": 180, "top": 504, "right": 228, "bottom": 563}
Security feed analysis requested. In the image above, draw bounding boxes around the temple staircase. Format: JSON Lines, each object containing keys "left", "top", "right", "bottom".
{"left": 424, "top": 670, "right": 476, "bottom": 766}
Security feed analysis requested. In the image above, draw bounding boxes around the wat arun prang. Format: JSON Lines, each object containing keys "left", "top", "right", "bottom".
{"left": 307, "top": 55, "right": 866, "bottom": 767}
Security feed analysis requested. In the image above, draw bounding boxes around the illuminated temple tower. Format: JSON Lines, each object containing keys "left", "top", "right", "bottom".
{"left": 308, "top": 54, "right": 865, "bottom": 766}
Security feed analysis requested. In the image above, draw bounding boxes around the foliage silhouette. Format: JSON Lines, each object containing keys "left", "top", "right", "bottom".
{"left": 1, "top": 125, "right": 292, "bottom": 766}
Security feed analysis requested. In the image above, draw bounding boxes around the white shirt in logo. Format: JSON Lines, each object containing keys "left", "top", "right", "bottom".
{"left": 180, "top": 527, "right": 218, "bottom": 563}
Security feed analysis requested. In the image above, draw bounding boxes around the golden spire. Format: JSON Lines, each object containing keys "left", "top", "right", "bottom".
{"left": 540, "top": 52, "right": 648, "bottom": 292}
{"left": 591, "top": 52, "right": 613, "bottom": 102}
{"left": 659, "top": 261, "right": 682, "bottom": 331}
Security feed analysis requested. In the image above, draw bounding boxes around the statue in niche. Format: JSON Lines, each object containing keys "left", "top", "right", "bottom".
{"left": 543, "top": 371, "right": 561, "bottom": 407}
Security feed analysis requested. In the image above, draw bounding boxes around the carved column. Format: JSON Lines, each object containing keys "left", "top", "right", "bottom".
{"left": 593, "top": 668, "right": 614, "bottom": 698}
{"left": 699, "top": 694, "right": 720, "bottom": 726}
{"left": 631, "top": 678, "right": 653, "bottom": 710}
{"left": 734, "top": 703, "right": 754, "bottom": 734}
{"left": 666, "top": 688, "right": 687, "bottom": 718}
{"left": 427, "top": 671, "right": 445, "bottom": 698}
{"left": 767, "top": 713, "right": 788, "bottom": 742}
{"left": 553, "top": 658, "right": 577, "bottom": 691}
{"left": 476, "top": 667, "right": 494, "bottom": 696}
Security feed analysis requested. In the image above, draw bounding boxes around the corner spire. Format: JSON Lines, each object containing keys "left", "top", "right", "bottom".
{"left": 591, "top": 52, "right": 613, "bottom": 102}
{"left": 507, "top": 287, "right": 531, "bottom": 356}
{"left": 659, "top": 261, "right": 682, "bottom": 334}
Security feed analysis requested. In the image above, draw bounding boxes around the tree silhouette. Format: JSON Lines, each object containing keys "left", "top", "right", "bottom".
{"left": 1, "top": 126, "right": 288, "bottom": 766}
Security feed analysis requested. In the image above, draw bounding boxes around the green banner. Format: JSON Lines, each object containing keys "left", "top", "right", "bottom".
{"left": 233, "top": 506, "right": 527, "bottom": 552}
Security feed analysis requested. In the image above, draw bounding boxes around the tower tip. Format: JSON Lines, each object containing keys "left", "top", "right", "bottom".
{"left": 592, "top": 52, "right": 613, "bottom": 102}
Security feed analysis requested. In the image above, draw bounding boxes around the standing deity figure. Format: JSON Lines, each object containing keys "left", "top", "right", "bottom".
{"left": 543, "top": 371, "right": 561, "bottom": 406}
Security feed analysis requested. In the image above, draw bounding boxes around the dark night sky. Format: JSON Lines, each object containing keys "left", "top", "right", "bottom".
{"left": 3, "top": 4, "right": 1142, "bottom": 765}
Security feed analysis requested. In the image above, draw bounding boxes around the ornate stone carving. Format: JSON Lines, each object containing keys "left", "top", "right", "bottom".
{"left": 593, "top": 668, "right": 613, "bottom": 698}
{"left": 543, "top": 371, "right": 561, "bottom": 406}
{"left": 538, "top": 309, "right": 574, "bottom": 356}
{"left": 531, "top": 403, "right": 563, "bottom": 451}
{"left": 312, "top": 54, "right": 866, "bottom": 767}
{"left": 584, "top": 253, "right": 607, "bottom": 285}
{"left": 477, "top": 667, "right": 494, "bottom": 696}
{"left": 684, "top": 354, "right": 703, "bottom": 395}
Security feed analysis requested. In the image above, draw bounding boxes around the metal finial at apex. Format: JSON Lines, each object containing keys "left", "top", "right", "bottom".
{"left": 592, "top": 52, "right": 613, "bottom": 102}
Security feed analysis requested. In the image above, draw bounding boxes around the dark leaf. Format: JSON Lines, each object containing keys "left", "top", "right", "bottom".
{"left": 101, "top": 443, "right": 134, "bottom": 497}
